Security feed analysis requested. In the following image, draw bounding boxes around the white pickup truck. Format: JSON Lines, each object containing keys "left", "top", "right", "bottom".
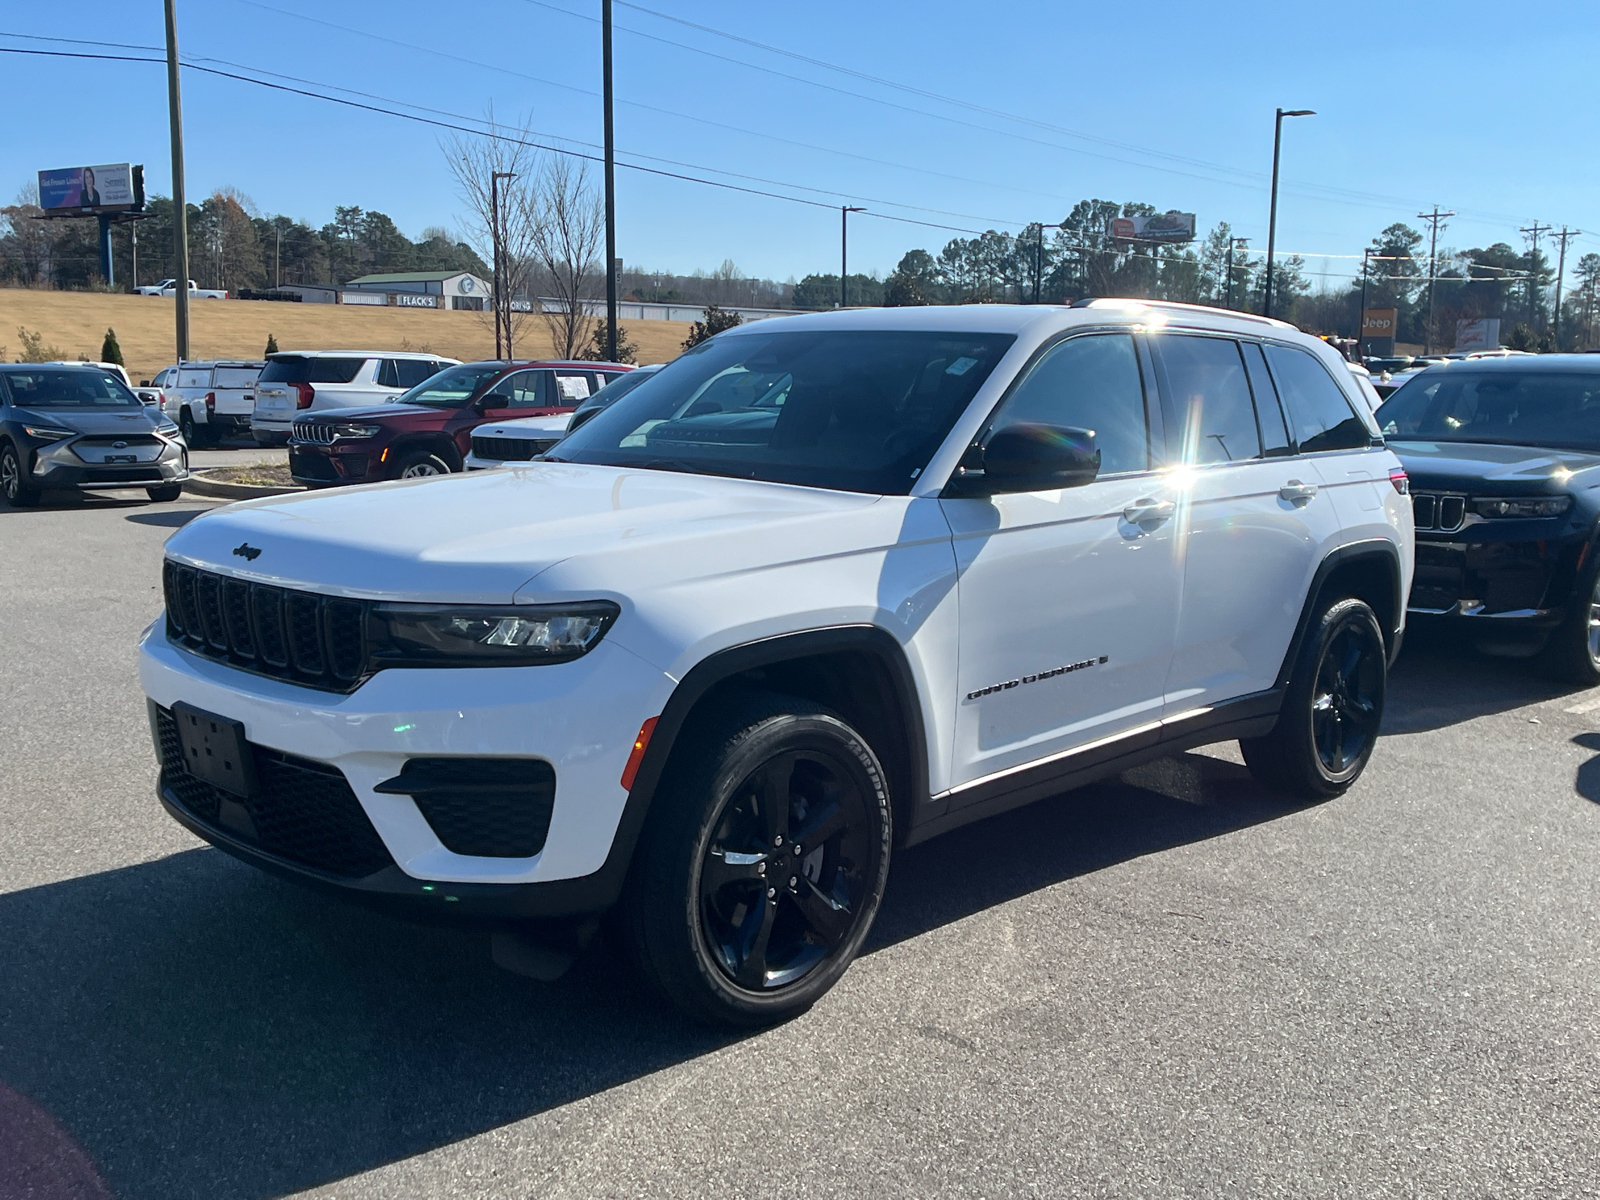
{"left": 135, "top": 278, "right": 227, "bottom": 300}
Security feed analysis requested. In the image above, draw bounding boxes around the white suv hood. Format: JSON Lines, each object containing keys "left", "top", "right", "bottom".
{"left": 164, "top": 463, "right": 889, "bottom": 603}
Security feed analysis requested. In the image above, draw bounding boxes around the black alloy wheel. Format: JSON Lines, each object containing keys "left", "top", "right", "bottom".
{"left": 625, "top": 694, "right": 892, "bottom": 1027}
{"left": 1543, "top": 554, "right": 1600, "bottom": 686}
{"left": 1242, "top": 596, "right": 1387, "bottom": 798}
{"left": 699, "top": 748, "right": 874, "bottom": 991}
{"left": 1, "top": 442, "right": 40, "bottom": 507}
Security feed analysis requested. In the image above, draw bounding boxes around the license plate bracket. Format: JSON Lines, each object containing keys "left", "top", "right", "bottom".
{"left": 172, "top": 702, "right": 258, "bottom": 797}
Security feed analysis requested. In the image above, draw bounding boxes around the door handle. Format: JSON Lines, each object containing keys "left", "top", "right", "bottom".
{"left": 1279, "top": 480, "right": 1318, "bottom": 504}
{"left": 1123, "top": 498, "right": 1176, "bottom": 525}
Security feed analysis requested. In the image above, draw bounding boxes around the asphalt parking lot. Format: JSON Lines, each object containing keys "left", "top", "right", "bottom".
{"left": 2, "top": 489, "right": 1597, "bottom": 1199}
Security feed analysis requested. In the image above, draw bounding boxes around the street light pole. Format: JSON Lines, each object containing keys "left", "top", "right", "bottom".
{"left": 491, "top": 171, "right": 516, "bottom": 359}
{"left": 1358, "top": 247, "right": 1372, "bottom": 355}
{"left": 1264, "top": 107, "right": 1314, "bottom": 319}
{"left": 163, "top": 0, "right": 190, "bottom": 362}
{"left": 1225, "top": 236, "right": 1248, "bottom": 310}
{"left": 840, "top": 206, "right": 864, "bottom": 308}
{"left": 1552, "top": 226, "right": 1581, "bottom": 349}
{"left": 602, "top": 0, "right": 618, "bottom": 362}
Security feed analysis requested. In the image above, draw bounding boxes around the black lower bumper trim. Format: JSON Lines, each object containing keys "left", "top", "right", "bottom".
{"left": 158, "top": 782, "right": 619, "bottom": 925}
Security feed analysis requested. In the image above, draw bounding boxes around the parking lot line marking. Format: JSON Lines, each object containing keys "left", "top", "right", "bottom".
{"left": 1562, "top": 696, "right": 1600, "bottom": 714}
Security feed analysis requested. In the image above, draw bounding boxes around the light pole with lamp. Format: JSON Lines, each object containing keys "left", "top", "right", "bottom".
{"left": 1263, "top": 107, "right": 1314, "bottom": 319}
{"left": 490, "top": 170, "right": 516, "bottom": 359}
{"left": 840, "top": 206, "right": 865, "bottom": 308}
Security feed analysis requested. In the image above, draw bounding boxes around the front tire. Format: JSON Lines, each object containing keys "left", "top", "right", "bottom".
{"left": 623, "top": 694, "right": 892, "bottom": 1027}
{"left": 1242, "top": 597, "right": 1387, "bottom": 799}
{"left": 395, "top": 449, "right": 452, "bottom": 479}
{"left": 1, "top": 442, "right": 41, "bottom": 507}
{"left": 146, "top": 483, "right": 183, "bottom": 502}
{"left": 1542, "top": 553, "right": 1600, "bottom": 685}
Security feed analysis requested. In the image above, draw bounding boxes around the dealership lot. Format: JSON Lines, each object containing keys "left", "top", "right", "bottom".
{"left": 2, "top": 494, "right": 1598, "bottom": 1198}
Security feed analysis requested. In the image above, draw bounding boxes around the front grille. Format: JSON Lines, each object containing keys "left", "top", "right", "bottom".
{"left": 288, "top": 450, "right": 339, "bottom": 481}
{"left": 1413, "top": 491, "right": 1466, "bottom": 532}
{"left": 292, "top": 421, "right": 337, "bottom": 445}
{"left": 471, "top": 435, "right": 554, "bottom": 462}
{"left": 155, "top": 705, "right": 394, "bottom": 878}
{"left": 75, "top": 434, "right": 161, "bottom": 448}
{"left": 164, "top": 561, "right": 369, "bottom": 691}
{"left": 82, "top": 467, "right": 164, "bottom": 483}
{"left": 1410, "top": 540, "right": 1562, "bottom": 614}
{"left": 374, "top": 757, "right": 556, "bottom": 857}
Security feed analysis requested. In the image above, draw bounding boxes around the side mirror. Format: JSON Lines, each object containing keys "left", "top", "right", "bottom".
{"left": 949, "top": 423, "right": 1100, "bottom": 496}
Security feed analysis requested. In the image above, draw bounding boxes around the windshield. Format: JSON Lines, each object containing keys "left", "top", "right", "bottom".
{"left": 548, "top": 330, "right": 1015, "bottom": 493}
{"left": 3, "top": 368, "right": 143, "bottom": 409}
{"left": 398, "top": 363, "right": 505, "bottom": 408}
{"left": 1377, "top": 367, "right": 1600, "bottom": 449}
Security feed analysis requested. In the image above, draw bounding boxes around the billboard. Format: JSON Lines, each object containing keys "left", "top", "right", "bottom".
{"left": 1455, "top": 318, "right": 1501, "bottom": 352}
{"left": 1108, "top": 211, "right": 1196, "bottom": 243}
{"left": 1361, "top": 308, "right": 1398, "bottom": 340}
{"left": 38, "top": 163, "right": 140, "bottom": 213}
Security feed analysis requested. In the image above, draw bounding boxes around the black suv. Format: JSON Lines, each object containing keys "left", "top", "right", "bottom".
{"left": 1377, "top": 356, "right": 1600, "bottom": 680}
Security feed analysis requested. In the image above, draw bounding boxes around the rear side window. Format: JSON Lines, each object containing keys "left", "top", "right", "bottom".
{"left": 258, "top": 356, "right": 365, "bottom": 385}
{"left": 1156, "top": 335, "right": 1261, "bottom": 464}
{"left": 178, "top": 367, "right": 210, "bottom": 389}
{"left": 1265, "top": 345, "right": 1369, "bottom": 453}
{"left": 376, "top": 359, "right": 401, "bottom": 388}
{"left": 394, "top": 359, "right": 442, "bottom": 389}
{"left": 986, "top": 332, "right": 1149, "bottom": 475}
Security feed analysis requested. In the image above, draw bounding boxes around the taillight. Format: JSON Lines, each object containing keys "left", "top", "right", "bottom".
{"left": 1389, "top": 467, "right": 1409, "bottom": 494}
{"left": 204, "top": 391, "right": 216, "bottom": 414}
{"left": 293, "top": 382, "right": 315, "bottom": 409}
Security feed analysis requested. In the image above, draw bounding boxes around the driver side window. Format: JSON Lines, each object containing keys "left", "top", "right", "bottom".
{"left": 986, "top": 333, "right": 1149, "bottom": 475}
{"left": 488, "top": 370, "right": 545, "bottom": 407}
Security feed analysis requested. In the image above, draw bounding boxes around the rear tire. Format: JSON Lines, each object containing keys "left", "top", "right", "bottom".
{"left": 1541, "top": 555, "right": 1600, "bottom": 686}
{"left": 622, "top": 693, "right": 892, "bottom": 1027}
{"left": 1, "top": 442, "right": 40, "bottom": 507}
{"left": 146, "top": 483, "right": 183, "bottom": 502}
{"left": 1242, "top": 597, "right": 1387, "bottom": 799}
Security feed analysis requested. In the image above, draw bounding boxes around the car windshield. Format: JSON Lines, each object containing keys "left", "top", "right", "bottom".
{"left": 1376, "top": 367, "right": 1600, "bottom": 449}
{"left": 3, "top": 368, "right": 143, "bottom": 409}
{"left": 398, "top": 363, "right": 505, "bottom": 408}
{"left": 547, "top": 330, "right": 1015, "bottom": 494}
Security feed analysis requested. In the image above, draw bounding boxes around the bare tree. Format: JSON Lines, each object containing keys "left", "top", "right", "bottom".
{"left": 528, "top": 155, "right": 605, "bottom": 360}
{"left": 443, "top": 110, "right": 541, "bottom": 358}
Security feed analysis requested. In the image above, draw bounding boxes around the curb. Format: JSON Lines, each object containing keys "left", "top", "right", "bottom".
{"left": 183, "top": 471, "right": 303, "bottom": 501}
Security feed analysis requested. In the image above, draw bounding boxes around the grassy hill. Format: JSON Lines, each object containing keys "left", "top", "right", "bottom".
{"left": 0, "top": 288, "right": 693, "bottom": 382}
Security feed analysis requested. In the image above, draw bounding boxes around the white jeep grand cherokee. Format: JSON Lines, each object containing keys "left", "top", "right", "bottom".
{"left": 140, "top": 301, "right": 1413, "bottom": 1025}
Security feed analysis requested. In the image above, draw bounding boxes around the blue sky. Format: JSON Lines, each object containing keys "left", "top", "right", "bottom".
{"left": 4, "top": 0, "right": 1598, "bottom": 289}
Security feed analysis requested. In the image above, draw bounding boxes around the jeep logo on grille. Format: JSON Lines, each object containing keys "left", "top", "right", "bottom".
{"left": 232, "top": 543, "right": 262, "bottom": 561}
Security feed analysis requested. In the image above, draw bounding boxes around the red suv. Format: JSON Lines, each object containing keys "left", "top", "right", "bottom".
{"left": 288, "top": 360, "right": 632, "bottom": 486}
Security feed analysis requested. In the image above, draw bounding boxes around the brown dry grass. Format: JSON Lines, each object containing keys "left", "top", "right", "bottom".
{"left": 0, "top": 288, "right": 692, "bottom": 383}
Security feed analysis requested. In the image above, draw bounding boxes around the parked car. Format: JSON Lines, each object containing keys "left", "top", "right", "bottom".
{"left": 1377, "top": 355, "right": 1600, "bottom": 681}
{"left": 135, "top": 365, "right": 178, "bottom": 410}
{"left": 134, "top": 279, "right": 226, "bottom": 300}
{"left": 1, "top": 364, "right": 188, "bottom": 505}
{"left": 141, "top": 300, "right": 1411, "bottom": 1025}
{"left": 250, "top": 351, "right": 459, "bottom": 446}
{"left": 465, "top": 364, "right": 662, "bottom": 469}
{"left": 47, "top": 360, "right": 132, "bottom": 388}
{"left": 289, "top": 360, "right": 630, "bottom": 485}
{"left": 160, "top": 360, "right": 265, "bottom": 447}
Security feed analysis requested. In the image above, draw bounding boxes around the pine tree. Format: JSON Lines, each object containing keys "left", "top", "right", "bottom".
{"left": 100, "top": 327, "right": 124, "bottom": 366}
{"left": 265, "top": 332, "right": 279, "bottom": 356}
{"left": 682, "top": 305, "right": 743, "bottom": 350}
{"left": 580, "top": 319, "right": 637, "bottom": 363}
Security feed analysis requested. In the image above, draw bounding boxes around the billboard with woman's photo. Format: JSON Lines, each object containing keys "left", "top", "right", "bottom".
{"left": 37, "top": 163, "right": 138, "bottom": 212}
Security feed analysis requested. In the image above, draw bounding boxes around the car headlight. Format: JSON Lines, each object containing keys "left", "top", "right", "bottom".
{"left": 331, "top": 423, "right": 381, "bottom": 440}
{"left": 1473, "top": 496, "right": 1573, "bottom": 518}
{"left": 23, "top": 425, "right": 75, "bottom": 441}
{"left": 367, "top": 602, "right": 620, "bottom": 666}
{"left": 156, "top": 420, "right": 181, "bottom": 435}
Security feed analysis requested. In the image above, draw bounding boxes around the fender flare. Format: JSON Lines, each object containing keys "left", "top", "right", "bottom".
{"left": 387, "top": 432, "right": 462, "bottom": 472}
{"left": 1275, "top": 537, "right": 1405, "bottom": 687}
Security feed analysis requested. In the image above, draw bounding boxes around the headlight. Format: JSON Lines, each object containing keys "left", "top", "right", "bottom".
{"left": 330, "top": 423, "right": 381, "bottom": 440}
{"left": 367, "top": 602, "right": 620, "bottom": 666}
{"left": 1473, "top": 496, "right": 1573, "bottom": 518}
{"left": 23, "top": 425, "right": 74, "bottom": 441}
{"left": 156, "top": 420, "right": 181, "bottom": 434}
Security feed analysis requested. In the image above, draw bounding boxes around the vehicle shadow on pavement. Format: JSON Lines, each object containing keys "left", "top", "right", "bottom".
{"left": 1570, "top": 732, "right": 1600, "bottom": 805}
{"left": 1380, "top": 627, "right": 1586, "bottom": 735}
{"left": 124, "top": 508, "right": 209, "bottom": 528}
{"left": 0, "top": 493, "right": 148, "bottom": 516}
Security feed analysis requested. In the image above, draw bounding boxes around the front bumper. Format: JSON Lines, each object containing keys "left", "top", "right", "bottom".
{"left": 139, "top": 620, "right": 673, "bottom": 913}
{"left": 28, "top": 433, "right": 188, "bottom": 491}
{"left": 464, "top": 451, "right": 508, "bottom": 471}
{"left": 288, "top": 441, "right": 380, "bottom": 486}
{"left": 1408, "top": 533, "right": 1586, "bottom": 640}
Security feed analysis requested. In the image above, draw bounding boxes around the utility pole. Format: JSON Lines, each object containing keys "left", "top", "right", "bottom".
{"left": 1416, "top": 207, "right": 1454, "bottom": 354}
{"left": 1551, "top": 226, "right": 1581, "bottom": 350}
{"left": 1032, "top": 223, "right": 1063, "bottom": 303}
{"left": 602, "top": 0, "right": 618, "bottom": 362}
{"left": 163, "top": 0, "right": 190, "bottom": 362}
{"left": 1225, "top": 237, "right": 1248, "bottom": 310}
{"left": 1357, "top": 248, "right": 1372, "bottom": 354}
{"left": 1520, "top": 220, "right": 1551, "bottom": 330}
{"left": 131, "top": 223, "right": 139, "bottom": 290}
{"left": 275, "top": 223, "right": 282, "bottom": 289}
{"left": 840, "top": 206, "right": 864, "bottom": 308}
{"left": 1264, "top": 107, "right": 1315, "bottom": 319}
